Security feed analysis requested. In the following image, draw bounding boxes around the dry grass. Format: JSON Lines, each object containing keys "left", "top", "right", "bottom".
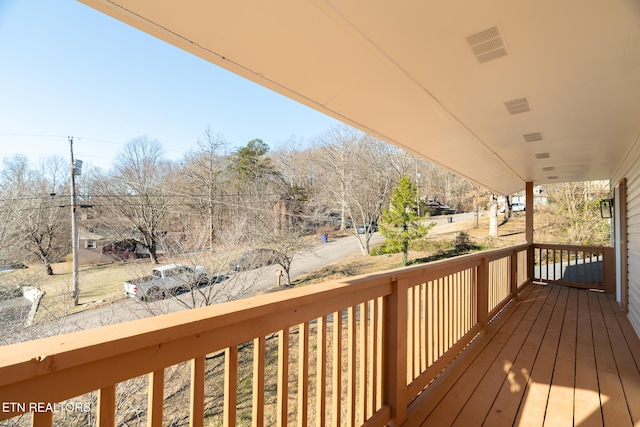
{"left": 291, "top": 213, "right": 528, "bottom": 287}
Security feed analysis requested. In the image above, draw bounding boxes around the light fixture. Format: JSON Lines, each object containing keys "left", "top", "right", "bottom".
{"left": 600, "top": 198, "right": 613, "bottom": 219}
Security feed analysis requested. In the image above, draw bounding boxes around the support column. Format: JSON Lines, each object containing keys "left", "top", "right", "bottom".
{"left": 525, "top": 182, "right": 534, "bottom": 285}
{"left": 525, "top": 182, "right": 534, "bottom": 244}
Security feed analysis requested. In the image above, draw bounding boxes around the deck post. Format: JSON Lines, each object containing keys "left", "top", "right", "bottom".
{"left": 477, "top": 257, "right": 489, "bottom": 333}
{"left": 510, "top": 249, "right": 519, "bottom": 301}
{"left": 603, "top": 247, "right": 616, "bottom": 295}
{"left": 384, "top": 277, "right": 408, "bottom": 426}
{"left": 525, "top": 182, "right": 535, "bottom": 284}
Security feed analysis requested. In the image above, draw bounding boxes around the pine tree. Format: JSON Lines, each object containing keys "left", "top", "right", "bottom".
{"left": 380, "top": 175, "right": 431, "bottom": 265}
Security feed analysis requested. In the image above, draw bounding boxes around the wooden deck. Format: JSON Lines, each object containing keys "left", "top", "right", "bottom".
{"left": 406, "top": 283, "right": 640, "bottom": 427}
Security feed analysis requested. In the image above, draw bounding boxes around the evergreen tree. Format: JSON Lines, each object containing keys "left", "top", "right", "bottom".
{"left": 232, "top": 139, "right": 275, "bottom": 182}
{"left": 380, "top": 175, "right": 431, "bottom": 265}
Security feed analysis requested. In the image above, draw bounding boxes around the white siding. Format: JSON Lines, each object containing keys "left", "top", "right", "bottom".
{"left": 611, "top": 135, "right": 640, "bottom": 337}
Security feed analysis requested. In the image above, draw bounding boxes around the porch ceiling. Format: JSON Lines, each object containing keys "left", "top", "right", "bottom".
{"left": 78, "top": 0, "right": 640, "bottom": 195}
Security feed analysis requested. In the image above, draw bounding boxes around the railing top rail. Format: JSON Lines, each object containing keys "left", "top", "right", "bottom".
{"left": 380, "top": 243, "right": 530, "bottom": 281}
{"left": 533, "top": 243, "right": 612, "bottom": 252}
{"left": 0, "top": 275, "right": 392, "bottom": 390}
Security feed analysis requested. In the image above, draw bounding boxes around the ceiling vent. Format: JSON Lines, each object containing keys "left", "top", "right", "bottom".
{"left": 548, "top": 176, "right": 558, "bottom": 180}
{"left": 535, "top": 152, "right": 550, "bottom": 159}
{"left": 542, "top": 166, "right": 555, "bottom": 171}
{"left": 523, "top": 132, "right": 543, "bottom": 142}
{"left": 466, "top": 26, "right": 508, "bottom": 63}
{"left": 505, "top": 98, "right": 531, "bottom": 115}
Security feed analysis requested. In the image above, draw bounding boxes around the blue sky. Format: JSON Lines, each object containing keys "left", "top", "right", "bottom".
{"left": 0, "top": 0, "right": 342, "bottom": 170}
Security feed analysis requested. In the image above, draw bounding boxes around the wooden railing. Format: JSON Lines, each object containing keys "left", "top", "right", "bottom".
{"left": 0, "top": 244, "right": 531, "bottom": 426}
{"left": 532, "top": 244, "right": 615, "bottom": 293}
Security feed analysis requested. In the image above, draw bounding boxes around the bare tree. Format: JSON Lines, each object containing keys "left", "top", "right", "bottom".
{"left": 312, "top": 125, "right": 362, "bottom": 231}
{"left": 0, "top": 155, "right": 70, "bottom": 275}
{"left": 255, "top": 211, "right": 313, "bottom": 287}
{"left": 314, "top": 128, "right": 404, "bottom": 254}
{"left": 181, "top": 128, "right": 228, "bottom": 251}
{"left": 348, "top": 135, "right": 407, "bottom": 254}
{"left": 92, "top": 136, "right": 173, "bottom": 264}
{"left": 541, "top": 181, "right": 610, "bottom": 246}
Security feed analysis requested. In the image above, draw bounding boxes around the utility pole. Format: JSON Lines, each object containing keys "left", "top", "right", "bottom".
{"left": 69, "top": 137, "right": 80, "bottom": 306}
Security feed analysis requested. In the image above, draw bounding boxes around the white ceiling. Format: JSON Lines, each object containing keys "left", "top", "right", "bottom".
{"left": 79, "top": 0, "right": 640, "bottom": 194}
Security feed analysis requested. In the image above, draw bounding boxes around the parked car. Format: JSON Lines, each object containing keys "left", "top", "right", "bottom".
{"left": 123, "top": 264, "right": 209, "bottom": 300}
{"left": 424, "top": 200, "right": 457, "bottom": 216}
{"left": 500, "top": 202, "right": 526, "bottom": 213}
{"left": 357, "top": 222, "right": 378, "bottom": 234}
{"left": 229, "top": 248, "right": 281, "bottom": 272}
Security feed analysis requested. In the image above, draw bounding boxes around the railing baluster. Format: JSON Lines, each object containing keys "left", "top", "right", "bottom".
{"left": 438, "top": 277, "right": 444, "bottom": 357}
{"left": 367, "top": 301, "right": 376, "bottom": 419}
{"left": 98, "top": 384, "right": 115, "bottom": 427}
{"left": 347, "top": 306, "right": 357, "bottom": 426}
{"left": 375, "top": 297, "right": 383, "bottom": 410}
{"left": 224, "top": 346, "right": 238, "bottom": 427}
{"left": 190, "top": 357, "right": 205, "bottom": 427}
{"left": 276, "top": 331, "right": 288, "bottom": 427}
{"left": 32, "top": 410, "right": 53, "bottom": 427}
{"left": 147, "top": 369, "right": 164, "bottom": 427}
{"left": 559, "top": 249, "right": 563, "bottom": 282}
{"left": 332, "top": 311, "right": 342, "bottom": 427}
{"left": 420, "top": 283, "right": 427, "bottom": 372}
{"left": 413, "top": 285, "right": 420, "bottom": 379}
{"left": 252, "top": 336, "right": 265, "bottom": 427}
{"left": 297, "top": 323, "right": 309, "bottom": 427}
{"left": 510, "top": 250, "right": 518, "bottom": 299}
{"left": 358, "top": 302, "right": 368, "bottom": 424}
{"left": 463, "top": 272, "right": 469, "bottom": 337}
{"left": 545, "top": 247, "right": 549, "bottom": 281}
{"left": 452, "top": 274, "right": 458, "bottom": 345}
{"left": 489, "top": 261, "right": 494, "bottom": 310}
{"left": 316, "top": 316, "right": 327, "bottom": 427}
{"left": 445, "top": 275, "right": 451, "bottom": 350}
{"left": 550, "top": 248, "right": 553, "bottom": 281}
{"left": 426, "top": 281, "right": 433, "bottom": 366}
{"left": 407, "top": 287, "right": 414, "bottom": 380}
{"left": 372, "top": 299, "right": 380, "bottom": 416}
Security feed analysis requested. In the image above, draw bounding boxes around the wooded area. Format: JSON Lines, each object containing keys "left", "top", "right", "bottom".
{"left": 0, "top": 126, "right": 481, "bottom": 276}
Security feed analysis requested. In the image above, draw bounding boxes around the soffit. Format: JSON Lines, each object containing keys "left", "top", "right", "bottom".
{"left": 78, "top": 0, "right": 640, "bottom": 194}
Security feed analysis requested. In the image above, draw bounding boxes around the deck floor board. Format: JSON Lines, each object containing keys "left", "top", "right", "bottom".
{"left": 410, "top": 284, "right": 640, "bottom": 427}
{"left": 419, "top": 285, "right": 544, "bottom": 427}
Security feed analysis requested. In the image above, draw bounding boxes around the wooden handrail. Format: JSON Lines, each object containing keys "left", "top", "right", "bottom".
{"left": 0, "top": 243, "right": 537, "bottom": 425}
